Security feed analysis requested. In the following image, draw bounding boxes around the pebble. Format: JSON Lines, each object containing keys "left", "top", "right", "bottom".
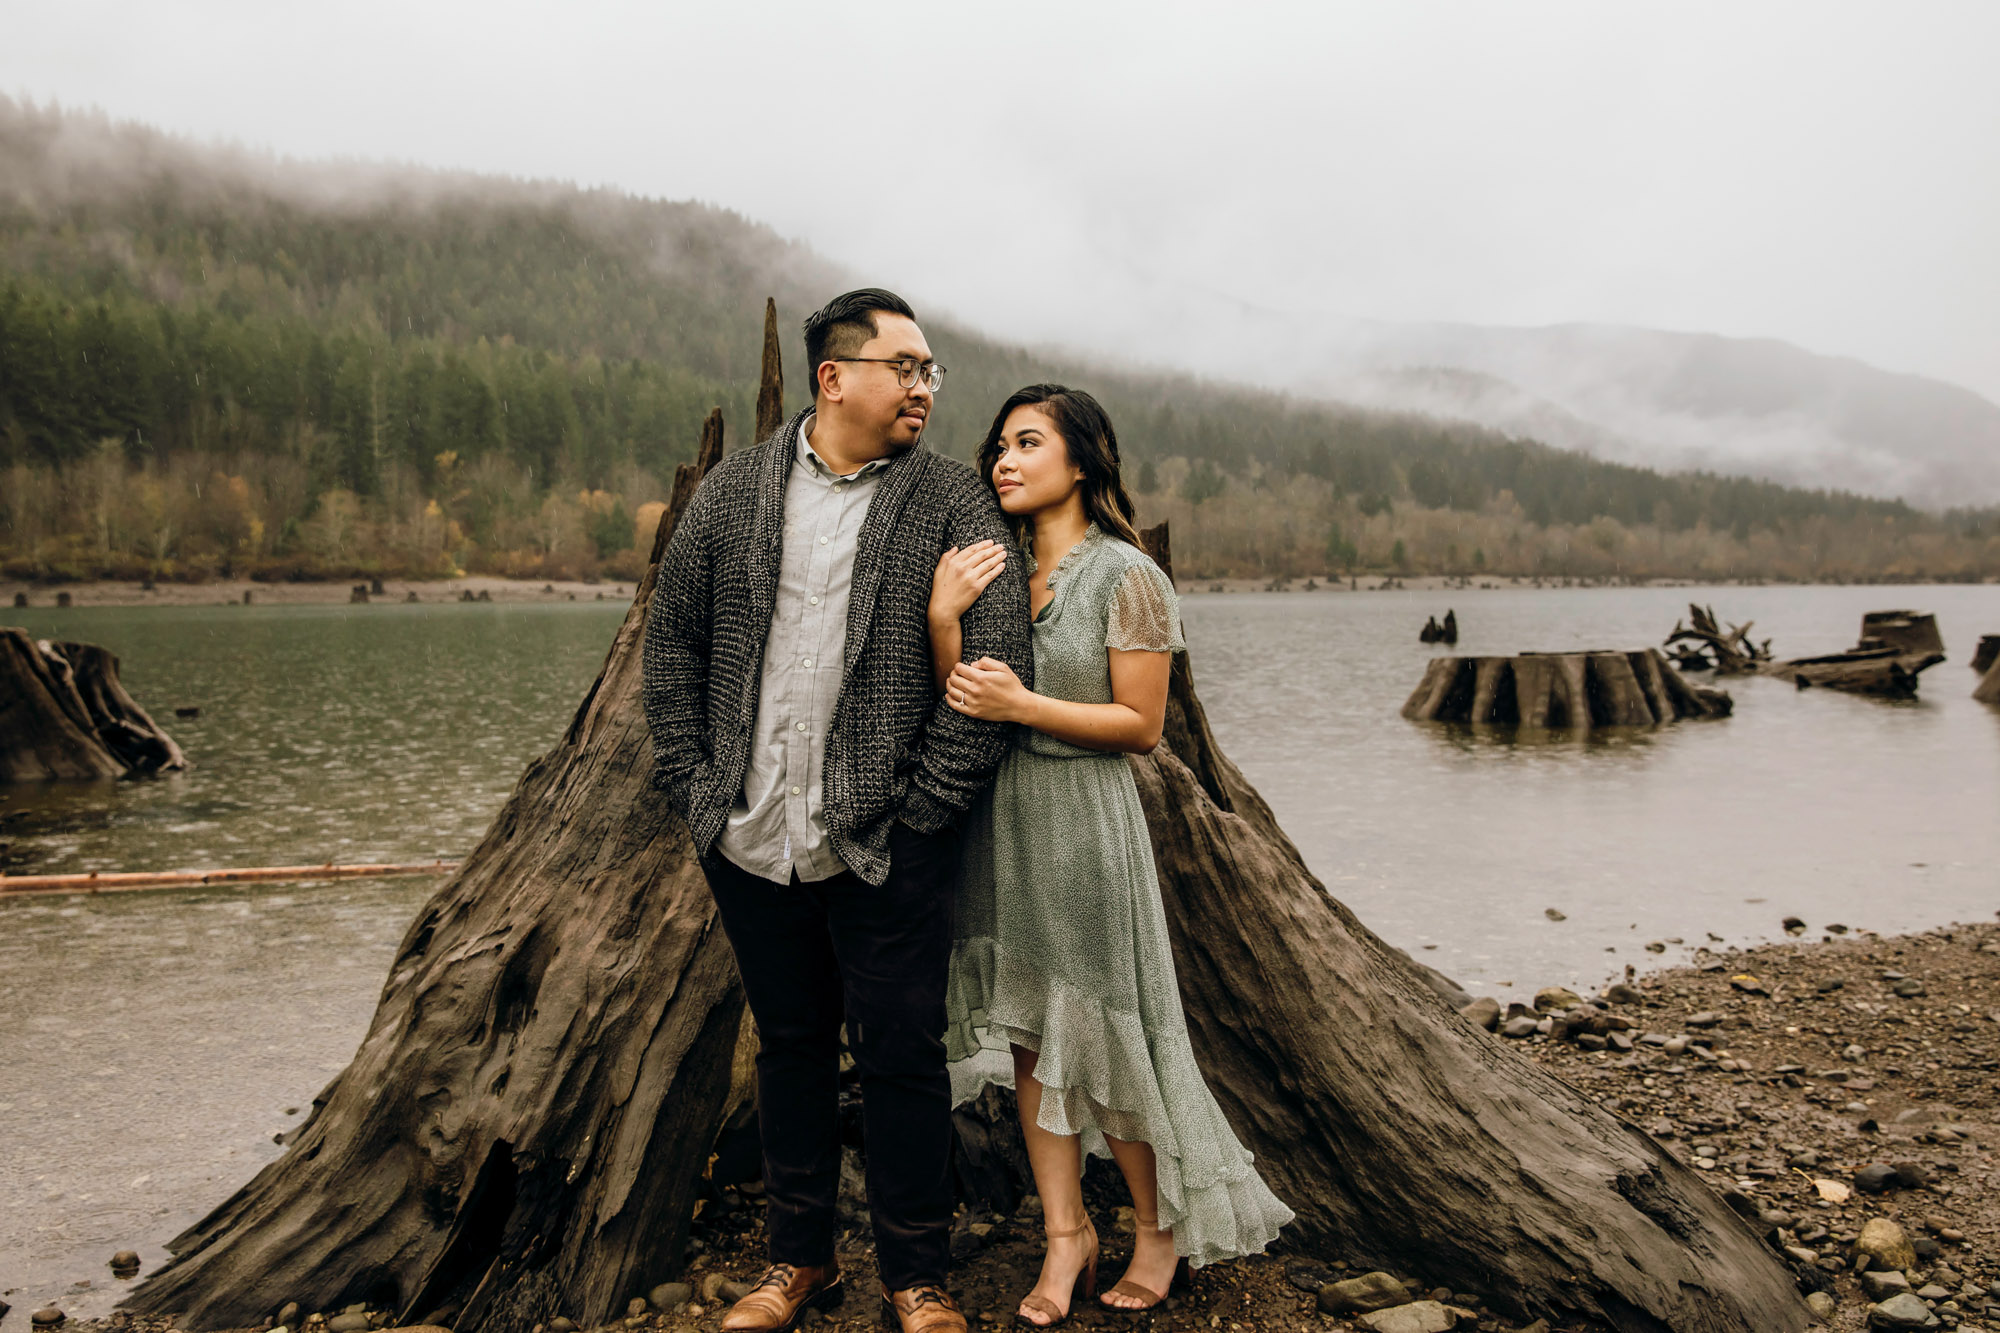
{"left": 549, "top": 1319, "right": 576, "bottom": 1332}
{"left": 1805, "top": 1291, "right": 1836, "bottom": 1319}
{"left": 649, "top": 1284, "right": 692, "bottom": 1311}
{"left": 627, "top": 1298, "right": 650, "bottom": 1318}
{"left": 1863, "top": 1271, "right": 1914, "bottom": 1300}
{"left": 1357, "top": 1302, "right": 1452, "bottom": 1333}
{"left": 1684, "top": 1011, "right": 1723, "bottom": 1028}
{"left": 1500, "top": 1016, "right": 1539, "bottom": 1039}
{"left": 1867, "top": 1292, "right": 1941, "bottom": 1329}
{"left": 1533, "top": 986, "right": 1581, "bottom": 1012}
{"left": 1855, "top": 1164, "right": 1901, "bottom": 1194}
{"left": 1317, "top": 1272, "right": 1411, "bottom": 1315}
{"left": 1459, "top": 996, "right": 1501, "bottom": 1031}
{"left": 1285, "top": 1259, "right": 1334, "bottom": 1293}
{"left": 328, "top": 1314, "right": 371, "bottom": 1333}
{"left": 32, "top": 1310, "right": 65, "bottom": 1328}
{"left": 1858, "top": 1217, "right": 1919, "bottom": 1273}
{"left": 280, "top": 1304, "right": 301, "bottom": 1327}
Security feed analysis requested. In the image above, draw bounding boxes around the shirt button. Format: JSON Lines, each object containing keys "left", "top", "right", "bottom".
{"left": 795, "top": 721, "right": 808, "bottom": 732}
{"left": 809, "top": 595, "right": 820, "bottom": 606}
{"left": 791, "top": 786, "right": 802, "bottom": 795}
{"left": 802, "top": 657, "right": 814, "bottom": 668}
{"left": 819, "top": 536, "right": 829, "bottom": 545}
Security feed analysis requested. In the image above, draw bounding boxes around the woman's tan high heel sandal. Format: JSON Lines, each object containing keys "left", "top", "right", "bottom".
{"left": 1015, "top": 1218, "right": 1099, "bottom": 1328}
{"left": 1100, "top": 1212, "right": 1185, "bottom": 1312}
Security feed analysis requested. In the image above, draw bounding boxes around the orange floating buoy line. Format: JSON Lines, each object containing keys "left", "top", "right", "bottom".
{"left": 0, "top": 860, "right": 460, "bottom": 897}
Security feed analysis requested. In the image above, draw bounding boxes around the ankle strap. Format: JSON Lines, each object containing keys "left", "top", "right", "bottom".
{"left": 1044, "top": 1218, "right": 1094, "bottom": 1239}
{"left": 1133, "top": 1213, "right": 1160, "bottom": 1230}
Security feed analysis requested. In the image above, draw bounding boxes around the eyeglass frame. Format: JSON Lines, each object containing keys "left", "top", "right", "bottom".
{"left": 825, "top": 357, "right": 947, "bottom": 393}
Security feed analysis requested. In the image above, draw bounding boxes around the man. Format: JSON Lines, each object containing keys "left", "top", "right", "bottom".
{"left": 642, "top": 289, "right": 1031, "bottom": 1333}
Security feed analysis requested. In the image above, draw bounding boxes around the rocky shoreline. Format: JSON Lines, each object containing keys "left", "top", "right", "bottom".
{"left": 13, "top": 919, "right": 1998, "bottom": 1333}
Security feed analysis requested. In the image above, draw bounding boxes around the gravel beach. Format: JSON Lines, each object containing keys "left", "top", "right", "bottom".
{"left": 18, "top": 917, "right": 1999, "bottom": 1333}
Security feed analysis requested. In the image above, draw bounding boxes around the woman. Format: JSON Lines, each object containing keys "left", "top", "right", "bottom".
{"left": 927, "top": 386, "right": 1291, "bottom": 1328}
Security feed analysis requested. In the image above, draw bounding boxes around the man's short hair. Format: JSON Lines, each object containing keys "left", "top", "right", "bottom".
{"left": 802, "top": 288, "right": 918, "bottom": 399}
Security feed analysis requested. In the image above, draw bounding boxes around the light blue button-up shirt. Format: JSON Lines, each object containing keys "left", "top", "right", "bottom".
{"left": 717, "top": 415, "right": 894, "bottom": 884}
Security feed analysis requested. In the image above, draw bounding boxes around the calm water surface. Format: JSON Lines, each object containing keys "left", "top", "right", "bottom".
{"left": 2, "top": 586, "right": 1996, "bottom": 1307}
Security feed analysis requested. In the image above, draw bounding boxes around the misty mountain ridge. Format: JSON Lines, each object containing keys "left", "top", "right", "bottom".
{"left": 1053, "top": 279, "right": 2000, "bottom": 510}
{"left": 8, "top": 97, "right": 1995, "bottom": 591}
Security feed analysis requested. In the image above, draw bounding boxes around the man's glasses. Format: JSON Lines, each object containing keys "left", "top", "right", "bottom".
{"left": 830, "top": 357, "right": 947, "bottom": 393}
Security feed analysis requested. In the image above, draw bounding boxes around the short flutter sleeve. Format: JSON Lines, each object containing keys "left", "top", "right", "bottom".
{"left": 1104, "top": 559, "right": 1186, "bottom": 654}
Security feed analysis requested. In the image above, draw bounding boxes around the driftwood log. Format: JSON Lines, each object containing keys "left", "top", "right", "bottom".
{"left": 1402, "top": 648, "right": 1732, "bottom": 729}
{"left": 126, "top": 444, "right": 1804, "bottom": 1326}
{"left": 0, "top": 628, "right": 188, "bottom": 780}
{"left": 1662, "top": 604, "right": 1770, "bottom": 674}
{"left": 1759, "top": 610, "right": 1945, "bottom": 697}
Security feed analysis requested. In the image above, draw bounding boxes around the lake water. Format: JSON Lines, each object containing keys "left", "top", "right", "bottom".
{"left": 3, "top": 585, "right": 1997, "bottom": 1310}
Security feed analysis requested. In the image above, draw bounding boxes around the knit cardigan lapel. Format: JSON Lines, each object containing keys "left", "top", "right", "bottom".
{"left": 750, "top": 406, "right": 935, "bottom": 684}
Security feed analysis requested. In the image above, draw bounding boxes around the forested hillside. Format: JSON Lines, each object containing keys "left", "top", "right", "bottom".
{"left": 3, "top": 99, "right": 1995, "bottom": 583}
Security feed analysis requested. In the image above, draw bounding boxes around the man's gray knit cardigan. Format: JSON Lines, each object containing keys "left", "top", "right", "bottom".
{"left": 641, "top": 407, "right": 1033, "bottom": 887}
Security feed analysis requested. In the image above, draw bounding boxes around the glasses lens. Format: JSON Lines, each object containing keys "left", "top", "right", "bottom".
{"left": 894, "top": 359, "right": 919, "bottom": 389}
{"left": 926, "top": 363, "right": 946, "bottom": 393}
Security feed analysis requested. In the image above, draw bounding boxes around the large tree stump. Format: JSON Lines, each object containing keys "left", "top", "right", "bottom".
{"left": 1975, "top": 655, "right": 2000, "bottom": 705}
{"left": 1402, "top": 649, "right": 1731, "bottom": 729}
{"left": 1137, "top": 527, "right": 1806, "bottom": 1333}
{"left": 125, "top": 478, "right": 1806, "bottom": 1333}
{"left": 1970, "top": 634, "right": 2000, "bottom": 676}
{"left": 1, "top": 628, "right": 188, "bottom": 780}
{"left": 124, "top": 411, "right": 741, "bottom": 1333}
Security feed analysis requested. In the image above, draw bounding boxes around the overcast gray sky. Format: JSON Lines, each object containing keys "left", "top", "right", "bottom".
{"left": 7, "top": 0, "right": 1999, "bottom": 399}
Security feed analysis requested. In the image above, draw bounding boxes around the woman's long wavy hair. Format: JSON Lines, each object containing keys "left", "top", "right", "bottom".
{"left": 976, "top": 384, "right": 1145, "bottom": 553}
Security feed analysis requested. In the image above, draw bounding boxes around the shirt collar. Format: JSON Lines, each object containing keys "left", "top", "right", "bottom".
{"left": 798, "top": 413, "right": 894, "bottom": 483}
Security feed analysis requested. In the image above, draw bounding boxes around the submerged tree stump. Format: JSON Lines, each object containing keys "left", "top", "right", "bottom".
{"left": 1, "top": 628, "right": 188, "bottom": 780}
{"left": 1759, "top": 610, "right": 1946, "bottom": 697}
{"left": 1402, "top": 648, "right": 1731, "bottom": 730}
{"left": 127, "top": 457, "right": 1804, "bottom": 1332}
{"left": 1975, "top": 655, "right": 2000, "bottom": 705}
{"left": 1971, "top": 634, "right": 2000, "bottom": 676}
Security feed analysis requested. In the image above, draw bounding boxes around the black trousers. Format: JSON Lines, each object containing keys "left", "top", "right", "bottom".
{"left": 700, "top": 822, "right": 960, "bottom": 1290}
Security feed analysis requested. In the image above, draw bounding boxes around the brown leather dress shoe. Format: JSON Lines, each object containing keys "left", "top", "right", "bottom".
{"left": 720, "top": 1263, "right": 844, "bottom": 1333}
{"left": 880, "top": 1284, "right": 967, "bottom": 1333}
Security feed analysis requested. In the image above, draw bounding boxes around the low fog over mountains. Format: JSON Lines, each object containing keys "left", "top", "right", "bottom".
{"left": 1058, "top": 290, "right": 2000, "bottom": 510}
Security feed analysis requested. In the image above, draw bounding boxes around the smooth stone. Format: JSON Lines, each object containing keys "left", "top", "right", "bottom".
{"left": 1805, "top": 1292, "right": 1837, "bottom": 1320}
{"left": 1684, "top": 1011, "right": 1723, "bottom": 1028}
{"left": 1459, "top": 997, "right": 1501, "bottom": 1032}
{"left": 110, "top": 1250, "right": 140, "bottom": 1267}
{"left": 720, "top": 1282, "right": 754, "bottom": 1304}
{"left": 1534, "top": 986, "right": 1582, "bottom": 1013}
{"left": 700, "top": 1272, "right": 732, "bottom": 1303}
{"left": 1892, "top": 1162, "right": 1930, "bottom": 1189}
{"left": 280, "top": 1304, "right": 301, "bottom": 1327}
{"left": 1867, "top": 1292, "right": 1939, "bottom": 1330}
{"left": 627, "top": 1298, "right": 650, "bottom": 1318}
{"left": 1603, "top": 982, "right": 1643, "bottom": 1004}
{"left": 649, "top": 1283, "right": 693, "bottom": 1310}
{"left": 328, "top": 1314, "right": 372, "bottom": 1333}
{"left": 32, "top": 1310, "right": 65, "bottom": 1328}
{"left": 1358, "top": 1301, "right": 1453, "bottom": 1333}
{"left": 1863, "top": 1271, "right": 1914, "bottom": 1301}
{"left": 1855, "top": 1164, "right": 1900, "bottom": 1194}
{"left": 1916, "top": 1285, "right": 1952, "bottom": 1301}
{"left": 1858, "top": 1218, "right": 1920, "bottom": 1273}
{"left": 1318, "top": 1272, "right": 1412, "bottom": 1315}
{"left": 549, "top": 1320, "right": 576, "bottom": 1332}
{"left": 1500, "top": 1016, "right": 1539, "bottom": 1038}
{"left": 1784, "top": 1246, "right": 1818, "bottom": 1265}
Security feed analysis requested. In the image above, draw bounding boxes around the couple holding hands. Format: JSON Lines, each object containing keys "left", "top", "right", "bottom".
{"left": 641, "top": 288, "right": 1289, "bottom": 1333}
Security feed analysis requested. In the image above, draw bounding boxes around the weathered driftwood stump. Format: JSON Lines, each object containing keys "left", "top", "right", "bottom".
{"left": 126, "top": 461, "right": 1805, "bottom": 1332}
{"left": 1662, "top": 604, "right": 1770, "bottom": 674}
{"left": 1402, "top": 648, "right": 1731, "bottom": 729}
{"left": 1971, "top": 635, "right": 2000, "bottom": 676}
{"left": 1759, "top": 610, "right": 1945, "bottom": 697}
{"left": 1, "top": 628, "right": 188, "bottom": 780}
{"left": 1975, "top": 656, "right": 2000, "bottom": 705}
